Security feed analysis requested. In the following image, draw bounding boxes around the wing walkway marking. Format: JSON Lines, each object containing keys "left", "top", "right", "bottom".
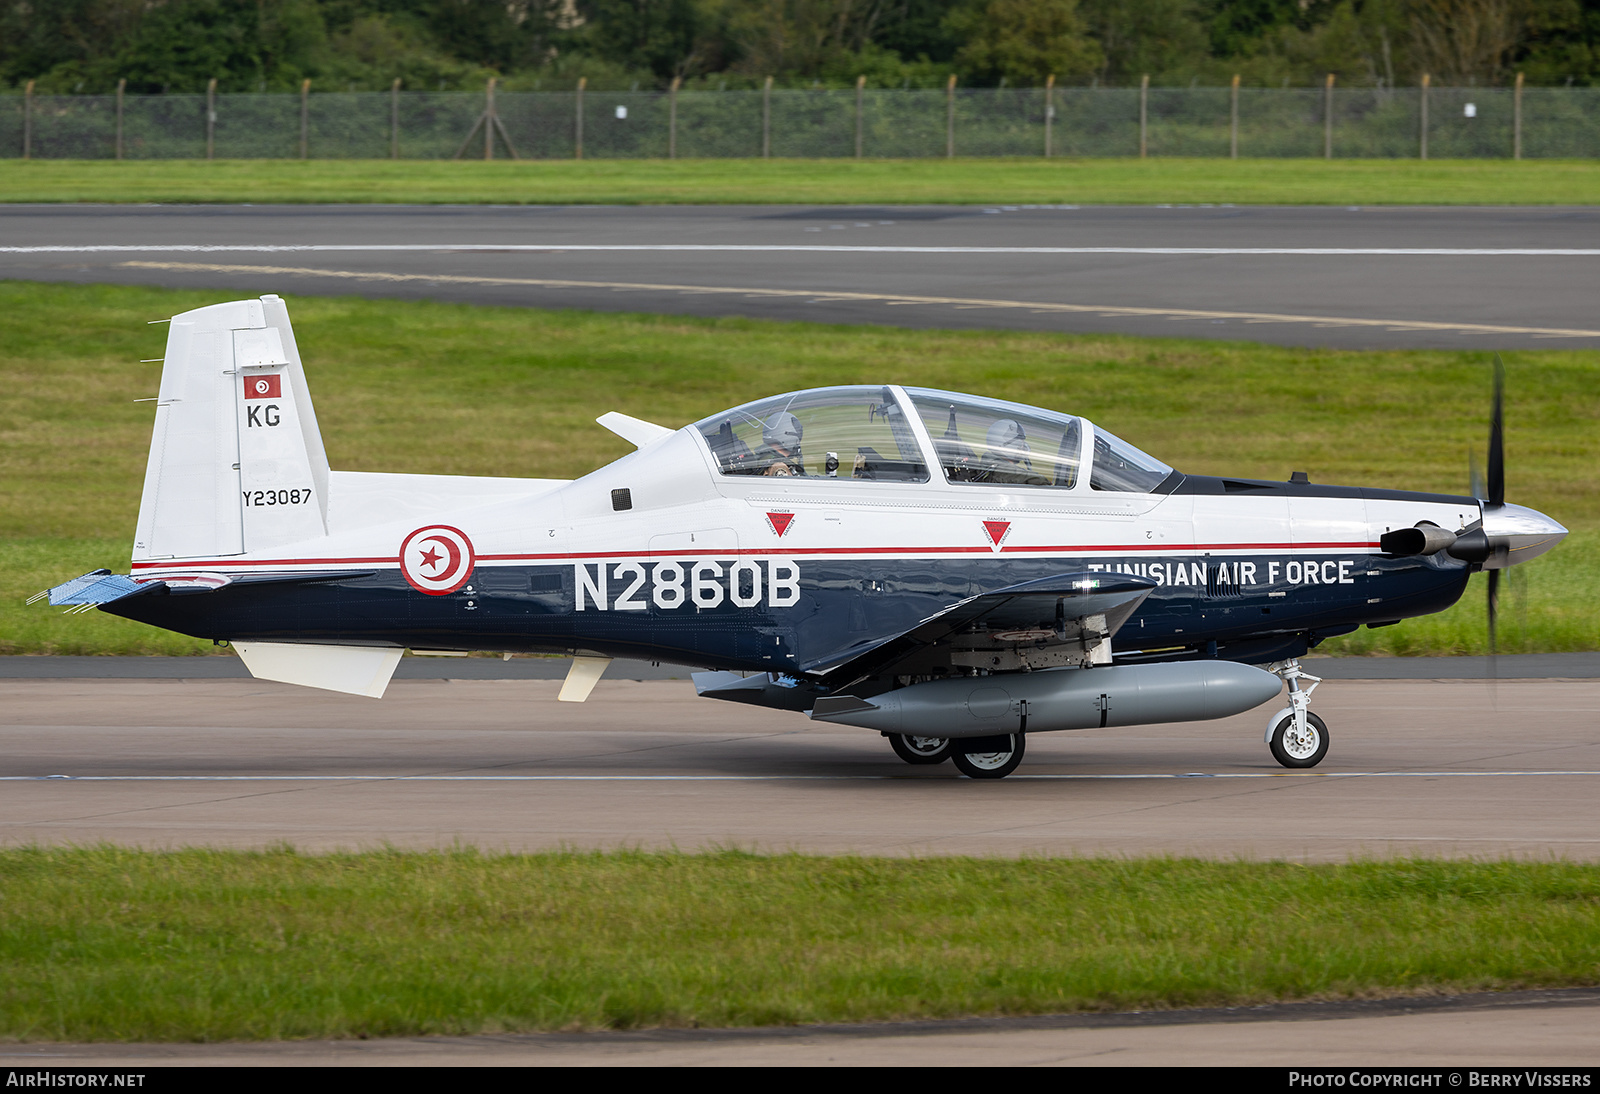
{"left": 117, "top": 261, "right": 1600, "bottom": 340}
{"left": 11, "top": 772, "right": 1600, "bottom": 782}
{"left": 10, "top": 243, "right": 1600, "bottom": 255}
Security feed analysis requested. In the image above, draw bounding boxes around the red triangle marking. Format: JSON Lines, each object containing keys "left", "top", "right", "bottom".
{"left": 767, "top": 512, "right": 795, "bottom": 537}
{"left": 982, "top": 520, "right": 1010, "bottom": 547}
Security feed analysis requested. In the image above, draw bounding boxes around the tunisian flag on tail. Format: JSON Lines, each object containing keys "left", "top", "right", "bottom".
{"left": 243, "top": 374, "right": 282, "bottom": 400}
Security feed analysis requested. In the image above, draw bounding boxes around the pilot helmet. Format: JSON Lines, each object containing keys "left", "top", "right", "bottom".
{"left": 763, "top": 411, "right": 803, "bottom": 454}
{"left": 985, "top": 418, "right": 1029, "bottom": 455}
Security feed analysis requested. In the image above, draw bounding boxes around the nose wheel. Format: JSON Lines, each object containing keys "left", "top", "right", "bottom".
{"left": 1269, "top": 710, "right": 1329, "bottom": 768}
{"left": 1265, "top": 658, "right": 1328, "bottom": 769}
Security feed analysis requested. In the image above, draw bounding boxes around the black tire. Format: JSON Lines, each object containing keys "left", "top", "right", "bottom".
{"left": 889, "top": 734, "right": 952, "bottom": 765}
{"left": 950, "top": 734, "right": 1026, "bottom": 779}
{"left": 1269, "top": 711, "right": 1329, "bottom": 768}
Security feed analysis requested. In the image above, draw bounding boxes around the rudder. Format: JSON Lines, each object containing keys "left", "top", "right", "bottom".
{"left": 133, "top": 295, "right": 330, "bottom": 562}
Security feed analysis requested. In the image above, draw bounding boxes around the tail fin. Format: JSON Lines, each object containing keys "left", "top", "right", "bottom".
{"left": 133, "top": 295, "right": 330, "bottom": 561}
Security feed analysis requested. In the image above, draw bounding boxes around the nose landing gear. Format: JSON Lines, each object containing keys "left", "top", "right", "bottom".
{"left": 1265, "top": 659, "right": 1328, "bottom": 768}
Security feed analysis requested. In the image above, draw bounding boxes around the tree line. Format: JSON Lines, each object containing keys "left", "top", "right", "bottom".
{"left": 5, "top": 0, "right": 1597, "bottom": 94}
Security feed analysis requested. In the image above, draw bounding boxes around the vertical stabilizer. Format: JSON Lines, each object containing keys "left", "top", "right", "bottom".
{"left": 133, "top": 296, "right": 331, "bottom": 562}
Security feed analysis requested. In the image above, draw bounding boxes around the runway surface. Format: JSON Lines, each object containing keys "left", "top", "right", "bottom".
{"left": 6, "top": 989, "right": 1599, "bottom": 1066}
{"left": 6, "top": 204, "right": 1600, "bottom": 348}
{"left": 8, "top": 671, "right": 1599, "bottom": 1064}
{"left": 6, "top": 675, "right": 1600, "bottom": 860}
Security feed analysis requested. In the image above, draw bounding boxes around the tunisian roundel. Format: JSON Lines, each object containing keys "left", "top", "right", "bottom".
{"left": 399, "top": 525, "right": 476, "bottom": 595}
{"left": 243, "top": 374, "right": 282, "bottom": 400}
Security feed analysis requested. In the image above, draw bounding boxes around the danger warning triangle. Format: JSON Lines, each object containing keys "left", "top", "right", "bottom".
{"left": 982, "top": 520, "right": 1010, "bottom": 549}
{"left": 767, "top": 512, "right": 795, "bottom": 537}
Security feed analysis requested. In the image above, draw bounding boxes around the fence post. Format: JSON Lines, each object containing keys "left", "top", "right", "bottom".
{"left": 1513, "top": 71, "right": 1523, "bottom": 160}
{"left": 946, "top": 74, "right": 956, "bottom": 158}
{"left": 1419, "top": 73, "right": 1429, "bottom": 160}
{"left": 855, "top": 75, "right": 865, "bottom": 159}
{"left": 22, "top": 80, "right": 31, "bottom": 160}
{"left": 390, "top": 78, "right": 400, "bottom": 159}
{"left": 1044, "top": 74, "right": 1054, "bottom": 157}
{"left": 115, "top": 78, "right": 125, "bottom": 160}
{"left": 1324, "top": 72, "right": 1335, "bottom": 159}
{"left": 762, "top": 76, "right": 772, "bottom": 158}
{"left": 206, "top": 77, "right": 216, "bottom": 160}
{"left": 299, "top": 79, "right": 310, "bottom": 159}
{"left": 575, "top": 77, "right": 585, "bottom": 159}
{"left": 1230, "top": 74, "right": 1239, "bottom": 158}
{"left": 484, "top": 77, "right": 495, "bottom": 160}
{"left": 669, "top": 76, "right": 680, "bottom": 159}
{"left": 1139, "top": 74, "right": 1148, "bottom": 158}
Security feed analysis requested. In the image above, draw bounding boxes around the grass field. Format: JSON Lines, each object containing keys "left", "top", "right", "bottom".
{"left": 2, "top": 847, "right": 1598, "bottom": 1041}
{"left": 3, "top": 280, "right": 1595, "bottom": 657}
{"left": 4, "top": 157, "right": 1600, "bottom": 206}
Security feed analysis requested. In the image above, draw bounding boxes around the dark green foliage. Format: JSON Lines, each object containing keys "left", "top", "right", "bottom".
{"left": 5, "top": 0, "right": 1600, "bottom": 92}
{"left": 574, "top": 0, "right": 719, "bottom": 81}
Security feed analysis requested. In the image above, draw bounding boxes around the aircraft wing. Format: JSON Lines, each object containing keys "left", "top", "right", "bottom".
{"left": 802, "top": 572, "right": 1156, "bottom": 688}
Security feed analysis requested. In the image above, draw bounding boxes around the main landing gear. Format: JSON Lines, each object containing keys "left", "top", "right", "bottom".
{"left": 886, "top": 733, "right": 1026, "bottom": 779}
{"left": 1265, "top": 659, "right": 1329, "bottom": 768}
{"left": 888, "top": 733, "right": 952, "bottom": 765}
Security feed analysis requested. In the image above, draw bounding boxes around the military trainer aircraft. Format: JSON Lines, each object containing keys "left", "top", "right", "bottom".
{"left": 40, "top": 295, "right": 1568, "bottom": 778}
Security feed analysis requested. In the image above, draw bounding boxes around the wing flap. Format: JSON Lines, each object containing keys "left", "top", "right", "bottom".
{"left": 802, "top": 572, "right": 1155, "bottom": 686}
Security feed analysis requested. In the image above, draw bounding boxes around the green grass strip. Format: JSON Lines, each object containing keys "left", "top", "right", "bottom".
{"left": 2, "top": 848, "right": 1598, "bottom": 1041}
{"left": 5, "top": 158, "right": 1600, "bottom": 206}
{"left": 4, "top": 281, "right": 1595, "bottom": 657}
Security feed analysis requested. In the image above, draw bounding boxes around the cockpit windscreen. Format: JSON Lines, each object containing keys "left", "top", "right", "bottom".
{"left": 905, "top": 389, "right": 1083, "bottom": 489}
{"left": 696, "top": 387, "right": 928, "bottom": 482}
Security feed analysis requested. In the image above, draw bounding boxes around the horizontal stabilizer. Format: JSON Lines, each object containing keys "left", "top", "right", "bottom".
{"left": 803, "top": 572, "right": 1155, "bottom": 686}
{"left": 38, "top": 570, "right": 145, "bottom": 608}
{"left": 233, "top": 642, "right": 402, "bottom": 698}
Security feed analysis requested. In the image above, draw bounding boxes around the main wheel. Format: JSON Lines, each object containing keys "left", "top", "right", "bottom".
{"left": 1269, "top": 711, "right": 1329, "bottom": 768}
{"left": 950, "top": 734, "right": 1026, "bottom": 779}
{"left": 889, "top": 734, "right": 952, "bottom": 765}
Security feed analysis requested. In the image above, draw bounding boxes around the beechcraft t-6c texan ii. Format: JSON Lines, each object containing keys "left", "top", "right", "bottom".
{"left": 41, "top": 296, "right": 1569, "bottom": 779}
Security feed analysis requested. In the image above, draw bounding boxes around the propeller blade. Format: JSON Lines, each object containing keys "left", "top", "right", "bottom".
{"left": 1486, "top": 567, "right": 1499, "bottom": 657}
{"left": 1488, "top": 355, "right": 1505, "bottom": 507}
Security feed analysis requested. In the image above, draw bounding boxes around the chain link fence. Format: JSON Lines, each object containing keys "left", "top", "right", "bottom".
{"left": 6, "top": 85, "right": 1600, "bottom": 160}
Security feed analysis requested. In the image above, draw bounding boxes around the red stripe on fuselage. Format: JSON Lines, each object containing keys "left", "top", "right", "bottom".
{"left": 129, "top": 540, "right": 1380, "bottom": 574}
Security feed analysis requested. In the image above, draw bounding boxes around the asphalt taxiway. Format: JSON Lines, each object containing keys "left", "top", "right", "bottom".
{"left": 7, "top": 664, "right": 1599, "bottom": 1065}
{"left": 5, "top": 989, "right": 1599, "bottom": 1066}
{"left": 6, "top": 203, "right": 1600, "bottom": 348}
{"left": 5, "top": 672, "right": 1599, "bottom": 860}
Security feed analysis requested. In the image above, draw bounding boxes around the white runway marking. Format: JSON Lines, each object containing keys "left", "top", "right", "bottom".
{"left": 11, "top": 772, "right": 1600, "bottom": 782}
{"left": 8, "top": 244, "right": 1600, "bottom": 256}
{"left": 116, "top": 260, "right": 1600, "bottom": 340}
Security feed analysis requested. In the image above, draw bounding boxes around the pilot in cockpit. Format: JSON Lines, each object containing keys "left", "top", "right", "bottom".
{"left": 757, "top": 411, "right": 806, "bottom": 476}
{"left": 980, "top": 418, "right": 1050, "bottom": 486}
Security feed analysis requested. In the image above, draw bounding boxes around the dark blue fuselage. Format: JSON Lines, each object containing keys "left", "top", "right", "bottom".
{"left": 106, "top": 548, "right": 1470, "bottom": 676}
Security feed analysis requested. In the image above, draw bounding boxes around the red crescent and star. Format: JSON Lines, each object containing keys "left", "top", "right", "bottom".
{"left": 418, "top": 535, "right": 460, "bottom": 575}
